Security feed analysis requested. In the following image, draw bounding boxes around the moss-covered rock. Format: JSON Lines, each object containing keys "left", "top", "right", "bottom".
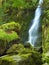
{"left": 0, "top": 29, "right": 19, "bottom": 42}
{"left": 6, "top": 43, "right": 34, "bottom": 54}
{"left": 0, "top": 29, "right": 19, "bottom": 55}
{"left": 0, "top": 22, "right": 21, "bottom": 35}
{"left": 0, "top": 51, "right": 42, "bottom": 65}
{"left": 0, "top": 22, "right": 21, "bottom": 55}
{"left": 5, "top": 43, "right": 42, "bottom": 65}
{"left": 0, "top": 43, "right": 42, "bottom": 65}
{"left": 6, "top": 44, "right": 25, "bottom": 54}
{"left": 0, "top": 54, "right": 33, "bottom": 65}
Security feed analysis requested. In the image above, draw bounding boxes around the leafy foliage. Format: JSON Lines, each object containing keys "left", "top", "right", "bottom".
{"left": 3, "top": 0, "right": 38, "bottom": 8}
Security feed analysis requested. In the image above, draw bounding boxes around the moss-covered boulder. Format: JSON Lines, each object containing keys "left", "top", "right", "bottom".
{"left": 0, "top": 22, "right": 21, "bottom": 35}
{"left": 0, "top": 29, "right": 19, "bottom": 55}
{"left": 0, "top": 51, "right": 42, "bottom": 65}
{"left": 6, "top": 44, "right": 34, "bottom": 54}
{"left": 6, "top": 44, "right": 25, "bottom": 54}
{"left": 0, "top": 43, "right": 42, "bottom": 65}
{"left": 0, "top": 53, "right": 34, "bottom": 65}
{"left": 0, "top": 29, "right": 19, "bottom": 42}
{"left": 5, "top": 44, "right": 42, "bottom": 65}
{"left": 0, "top": 22, "right": 21, "bottom": 55}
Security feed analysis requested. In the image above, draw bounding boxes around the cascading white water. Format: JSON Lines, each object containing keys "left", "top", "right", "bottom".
{"left": 28, "top": 0, "right": 43, "bottom": 46}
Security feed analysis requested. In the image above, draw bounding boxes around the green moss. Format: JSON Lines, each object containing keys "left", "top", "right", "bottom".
{"left": 6, "top": 44, "right": 25, "bottom": 54}
{"left": 0, "top": 53, "right": 35, "bottom": 65}
{"left": 0, "top": 29, "right": 19, "bottom": 55}
{"left": 0, "top": 43, "right": 42, "bottom": 65}
{"left": 0, "top": 50, "right": 42, "bottom": 65}
{"left": 42, "top": 1, "right": 49, "bottom": 65}
{"left": 0, "top": 29, "right": 19, "bottom": 42}
{"left": 42, "top": 52, "right": 49, "bottom": 65}
{"left": 0, "top": 55, "right": 18, "bottom": 65}
{"left": 0, "top": 22, "right": 21, "bottom": 34}
{"left": 18, "top": 53, "right": 35, "bottom": 65}
{"left": 6, "top": 43, "right": 42, "bottom": 65}
{"left": 6, "top": 43, "right": 35, "bottom": 54}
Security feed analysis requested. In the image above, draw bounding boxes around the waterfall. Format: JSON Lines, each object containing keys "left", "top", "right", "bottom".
{"left": 28, "top": 0, "right": 43, "bottom": 46}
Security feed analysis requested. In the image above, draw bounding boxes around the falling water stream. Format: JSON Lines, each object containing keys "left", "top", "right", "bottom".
{"left": 28, "top": 0, "right": 43, "bottom": 46}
